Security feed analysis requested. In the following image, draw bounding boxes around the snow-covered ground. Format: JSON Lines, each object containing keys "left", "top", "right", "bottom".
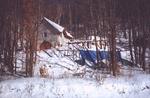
{"left": 0, "top": 74, "right": 150, "bottom": 98}
{"left": 0, "top": 44, "right": 150, "bottom": 98}
{"left": 34, "top": 47, "right": 80, "bottom": 78}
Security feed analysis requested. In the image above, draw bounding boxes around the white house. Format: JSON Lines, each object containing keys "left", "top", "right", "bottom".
{"left": 38, "top": 17, "right": 73, "bottom": 49}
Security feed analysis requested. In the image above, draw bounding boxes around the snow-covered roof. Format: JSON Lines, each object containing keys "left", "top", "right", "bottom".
{"left": 64, "top": 31, "right": 74, "bottom": 39}
{"left": 44, "top": 17, "right": 64, "bottom": 32}
{"left": 44, "top": 17, "right": 73, "bottom": 39}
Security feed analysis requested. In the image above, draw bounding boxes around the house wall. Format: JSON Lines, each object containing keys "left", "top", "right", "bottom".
{"left": 37, "top": 23, "right": 70, "bottom": 50}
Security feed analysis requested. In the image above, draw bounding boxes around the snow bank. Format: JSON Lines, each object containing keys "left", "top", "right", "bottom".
{"left": 0, "top": 74, "right": 150, "bottom": 98}
{"left": 34, "top": 48, "right": 80, "bottom": 78}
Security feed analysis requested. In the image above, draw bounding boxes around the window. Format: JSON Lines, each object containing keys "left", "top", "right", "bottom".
{"left": 43, "top": 32, "right": 47, "bottom": 38}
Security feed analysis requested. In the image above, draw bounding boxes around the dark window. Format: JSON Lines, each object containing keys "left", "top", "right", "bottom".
{"left": 43, "top": 32, "right": 47, "bottom": 37}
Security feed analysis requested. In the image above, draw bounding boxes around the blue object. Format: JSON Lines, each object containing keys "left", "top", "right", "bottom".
{"left": 79, "top": 50, "right": 122, "bottom": 65}
{"left": 99, "top": 51, "right": 110, "bottom": 60}
{"left": 80, "top": 50, "right": 97, "bottom": 64}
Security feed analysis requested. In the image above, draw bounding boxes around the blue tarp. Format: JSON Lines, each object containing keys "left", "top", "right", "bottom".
{"left": 79, "top": 50, "right": 122, "bottom": 65}
{"left": 99, "top": 51, "right": 110, "bottom": 60}
{"left": 80, "top": 50, "right": 97, "bottom": 64}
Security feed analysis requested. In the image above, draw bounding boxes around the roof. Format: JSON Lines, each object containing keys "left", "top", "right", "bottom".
{"left": 44, "top": 17, "right": 64, "bottom": 32}
{"left": 63, "top": 31, "right": 74, "bottom": 39}
{"left": 43, "top": 17, "right": 73, "bottom": 39}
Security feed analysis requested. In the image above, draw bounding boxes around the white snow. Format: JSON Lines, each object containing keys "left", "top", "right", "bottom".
{"left": 34, "top": 47, "right": 83, "bottom": 79}
{"left": 0, "top": 74, "right": 150, "bottom": 98}
{"left": 0, "top": 43, "right": 150, "bottom": 98}
{"left": 120, "top": 51, "right": 131, "bottom": 61}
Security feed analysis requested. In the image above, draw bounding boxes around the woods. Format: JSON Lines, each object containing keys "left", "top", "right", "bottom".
{"left": 0, "top": 0, "right": 150, "bottom": 76}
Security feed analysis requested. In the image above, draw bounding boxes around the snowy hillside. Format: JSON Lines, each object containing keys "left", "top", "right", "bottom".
{"left": 1, "top": 0, "right": 150, "bottom": 98}
{"left": 1, "top": 44, "right": 150, "bottom": 98}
